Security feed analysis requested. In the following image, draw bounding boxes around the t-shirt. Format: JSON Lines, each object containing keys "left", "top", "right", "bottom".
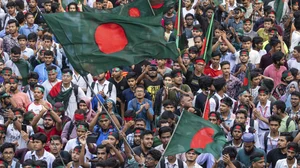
{"left": 143, "top": 78, "right": 162, "bottom": 103}
{"left": 287, "top": 59, "right": 300, "bottom": 71}
{"left": 267, "top": 148, "right": 287, "bottom": 168}
{"left": 38, "top": 127, "right": 61, "bottom": 151}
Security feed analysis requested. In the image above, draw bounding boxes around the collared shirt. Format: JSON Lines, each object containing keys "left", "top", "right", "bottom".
{"left": 3, "top": 34, "right": 20, "bottom": 54}
{"left": 155, "top": 144, "right": 186, "bottom": 162}
{"left": 42, "top": 79, "right": 61, "bottom": 98}
{"left": 235, "top": 48, "right": 261, "bottom": 65}
{"left": 256, "top": 100, "right": 272, "bottom": 133}
{"left": 24, "top": 150, "right": 56, "bottom": 167}
{"left": 243, "top": 30, "right": 258, "bottom": 39}
{"left": 231, "top": 63, "right": 256, "bottom": 82}
{"left": 220, "top": 51, "right": 237, "bottom": 72}
{"left": 263, "top": 64, "right": 287, "bottom": 88}
{"left": 244, "top": 4, "right": 253, "bottom": 18}
{"left": 21, "top": 47, "right": 34, "bottom": 59}
{"left": 259, "top": 132, "right": 279, "bottom": 154}
{"left": 209, "top": 93, "right": 236, "bottom": 113}
{"left": 227, "top": 19, "right": 243, "bottom": 32}
{"left": 19, "top": 24, "right": 39, "bottom": 37}
{"left": 64, "top": 138, "right": 93, "bottom": 160}
{"left": 34, "top": 63, "right": 62, "bottom": 83}
{"left": 223, "top": 74, "right": 242, "bottom": 100}
{"left": 275, "top": 158, "right": 297, "bottom": 168}
{"left": 164, "top": 158, "right": 188, "bottom": 168}
{"left": 86, "top": 80, "right": 117, "bottom": 103}
{"left": 72, "top": 73, "right": 93, "bottom": 92}
{"left": 204, "top": 64, "right": 222, "bottom": 78}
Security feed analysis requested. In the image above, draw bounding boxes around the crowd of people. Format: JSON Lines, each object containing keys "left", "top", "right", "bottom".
{"left": 0, "top": 0, "right": 299, "bottom": 167}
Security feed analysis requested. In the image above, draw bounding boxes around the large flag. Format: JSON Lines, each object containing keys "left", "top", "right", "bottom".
{"left": 151, "top": 0, "right": 177, "bottom": 15}
{"left": 200, "top": 13, "right": 214, "bottom": 63}
{"left": 173, "top": 6, "right": 188, "bottom": 50}
{"left": 274, "top": 0, "right": 284, "bottom": 23}
{"left": 43, "top": 13, "right": 178, "bottom": 76}
{"left": 164, "top": 111, "right": 226, "bottom": 158}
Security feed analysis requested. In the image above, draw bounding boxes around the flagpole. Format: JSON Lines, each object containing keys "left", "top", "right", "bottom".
{"left": 202, "top": 91, "right": 210, "bottom": 118}
{"left": 147, "top": 0, "right": 156, "bottom": 16}
{"left": 175, "top": 0, "right": 182, "bottom": 47}
{"left": 203, "top": 13, "right": 214, "bottom": 61}
{"left": 155, "top": 110, "right": 186, "bottom": 168}
{"left": 82, "top": 76, "right": 136, "bottom": 155}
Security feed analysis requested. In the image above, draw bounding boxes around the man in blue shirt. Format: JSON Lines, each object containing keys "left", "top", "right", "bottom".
{"left": 19, "top": 13, "right": 38, "bottom": 37}
{"left": 34, "top": 50, "right": 62, "bottom": 83}
{"left": 127, "top": 85, "right": 154, "bottom": 130}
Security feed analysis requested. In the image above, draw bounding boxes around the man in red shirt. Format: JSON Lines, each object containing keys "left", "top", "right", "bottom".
{"left": 31, "top": 104, "right": 62, "bottom": 151}
{"left": 204, "top": 51, "right": 223, "bottom": 77}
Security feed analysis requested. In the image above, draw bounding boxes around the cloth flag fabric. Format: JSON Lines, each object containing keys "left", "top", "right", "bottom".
{"left": 200, "top": 13, "right": 214, "bottom": 63}
{"left": 274, "top": 0, "right": 284, "bottom": 23}
{"left": 243, "top": 66, "right": 251, "bottom": 90}
{"left": 164, "top": 111, "right": 226, "bottom": 158}
{"left": 43, "top": 12, "right": 178, "bottom": 76}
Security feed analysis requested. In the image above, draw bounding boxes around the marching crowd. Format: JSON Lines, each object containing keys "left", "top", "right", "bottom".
{"left": 0, "top": 0, "right": 299, "bottom": 167}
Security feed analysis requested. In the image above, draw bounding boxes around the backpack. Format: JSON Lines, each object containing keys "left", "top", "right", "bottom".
{"left": 73, "top": 84, "right": 79, "bottom": 103}
{"left": 0, "top": 14, "right": 9, "bottom": 31}
{"left": 66, "top": 121, "right": 75, "bottom": 140}
{"left": 212, "top": 95, "right": 219, "bottom": 112}
{"left": 91, "top": 82, "right": 113, "bottom": 97}
{"left": 130, "top": 98, "right": 151, "bottom": 112}
{"left": 160, "top": 158, "right": 184, "bottom": 168}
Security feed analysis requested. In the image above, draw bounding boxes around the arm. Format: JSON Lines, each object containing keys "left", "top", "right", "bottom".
{"left": 49, "top": 109, "right": 62, "bottom": 131}
{"left": 89, "top": 108, "right": 102, "bottom": 131}
{"left": 103, "top": 140, "right": 125, "bottom": 164}
{"left": 145, "top": 102, "right": 154, "bottom": 121}
{"left": 222, "top": 33, "right": 236, "bottom": 53}
{"left": 136, "top": 66, "right": 149, "bottom": 84}
{"left": 31, "top": 106, "right": 47, "bottom": 132}
{"left": 253, "top": 108, "right": 269, "bottom": 124}
{"left": 78, "top": 134, "right": 91, "bottom": 168}
{"left": 177, "top": 54, "right": 187, "bottom": 74}
{"left": 212, "top": 40, "right": 221, "bottom": 52}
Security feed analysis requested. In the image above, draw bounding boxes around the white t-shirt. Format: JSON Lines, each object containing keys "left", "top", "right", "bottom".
{"left": 4, "top": 124, "right": 34, "bottom": 149}
{"left": 235, "top": 49, "right": 261, "bottom": 65}
{"left": 288, "top": 59, "right": 300, "bottom": 71}
{"left": 290, "top": 31, "right": 300, "bottom": 52}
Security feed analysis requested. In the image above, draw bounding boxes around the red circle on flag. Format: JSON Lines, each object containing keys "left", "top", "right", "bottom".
{"left": 190, "top": 127, "right": 214, "bottom": 149}
{"left": 95, "top": 23, "right": 128, "bottom": 54}
{"left": 128, "top": 7, "right": 141, "bottom": 17}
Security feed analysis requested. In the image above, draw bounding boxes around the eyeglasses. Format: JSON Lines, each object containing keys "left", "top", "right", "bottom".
{"left": 145, "top": 157, "right": 155, "bottom": 161}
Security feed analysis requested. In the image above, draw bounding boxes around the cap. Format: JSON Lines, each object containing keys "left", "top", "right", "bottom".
{"left": 149, "top": 64, "right": 158, "bottom": 71}
{"left": 220, "top": 97, "right": 233, "bottom": 107}
{"left": 0, "top": 93, "right": 10, "bottom": 99}
{"left": 109, "top": 132, "right": 119, "bottom": 140}
{"left": 242, "top": 133, "right": 255, "bottom": 142}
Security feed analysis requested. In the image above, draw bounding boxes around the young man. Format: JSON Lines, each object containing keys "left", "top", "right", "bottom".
{"left": 272, "top": 100, "right": 296, "bottom": 132}
{"left": 42, "top": 65, "right": 61, "bottom": 98}
{"left": 225, "top": 124, "right": 245, "bottom": 152}
{"left": 9, "top": 77, "right": 30, "bottom": 109}
{"left": 267, "top": 132, "right": 293, "bottom": 168}
{"left": 220, "top": 97, "right": 235, "bottom": 134}
{"left": 34, "top": 50, "right": 62, "bottom": 84}
{"left": 232, "top": 49, "right": 256, "bottom": 82}
{"left": 250, "top": 152, "right": 265, "bottom": 168}
{"left": 23, "top": 72, "right": 39, "bottom": 102}
{"left": 260, "top": 37, "right": 282, "bottom": 71}
{"left": 185, "top": 57, "right": 206, "bottom": 94}
{"left": 257, "top": 18, "right": 274, "bottom": 42}
{"left": 3, "top": 19, "right": 20, "bottom": 54}
{"left": 243, "top": 18, "right": 258, "bottom": 39}
{"left": 185, "top": 149, "right": 201, "bottom": 168}
{"left": 154, "top": 126, "right": 172, "bottom": 153}
{"left": 66, "top": 146, "right": 82, "bottom": 168}
{"left": 288, "top": 46, "right": 300, "bottom": 71}
{"left": 204, "top": 51, "right": 223, "bottom": 77}
{"left": 19, "top": 13, "right": 38, "bottom": 37}
{"left": 287, "top": 91, "right": 300, "bottom": 121}
{"left": 28, "top": 0, "right": 43, "bottom": 24}
{"left": 0, "top": 143, "right": 21, "bottom": 167}
{"left": 260, "top": 115, "right": 281, "bottom": 154}
{"left": 24, "top": 133, "right": 56, "bottom": 167}
{"left": 194, "top": 76, "right": 213, "bottom": 113}
{"left": 47, "top": 69, "right": 87, "bottom": 119}
{"left": 17, "top": 35, "right": 34, "bottom": 60}
{"left": 274, "top": 142, "right": 298, "bottom": 168}
{"left": 49, "top": 135, "right": 71, "bottom": 163}
{"left": 132, "top": 130, "right": 154, "bottom": 157}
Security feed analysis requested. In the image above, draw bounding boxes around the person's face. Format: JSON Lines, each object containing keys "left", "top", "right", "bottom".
{"left": 273, "top": 43, "right": 281, "bottom": 52}
{"left": 160, "top": 132, "right": 171, "bottom": 146}
{"left": 9, "top": 81, "right": 18, "bottom": 92}
{"left": 252, "top": 76, "right": 261, "bottom": 86}
{"left": 291, "top": 95, "right": 300, "bottom": 108}
{"left": 50, "top": 140, "right": 62, "bottom": 155}
{"left": 33, "top": 88, "right": 43, "bottom": 100}
{"left": 79, "top": 102, "right": 88, "bottom": 111}
{"left": 206, "top": 10, "right": 213, "bottom": 19}
{"left": 76, "top": 127, "right": 87, "bottom": 138}
{"left": 172, "top": 63, "right": 181, "bottom": 70}
{"left": 2, "top": 72, "right": 11, "bottom": 82}
{"left": 220, "top": 103, "right": 230, "bottom": 113}
{"left": 69, "top": 4, "right": 77, "bottom": 12}
{"left": 287, "top": 149, "right": 296, "bottom": 160}
{"left": 11, "top": 53, "right": 20, "bottom": 62}
{"left": 290, "top": 84, "right": 296, "bottom": 93}
{"left": 107, "top": 135, "right": 118, "bottom": 146}
{"left": 252, "top": 158, "right": 265, "bottom": 168}
{"left": 173, "top": 75, "right": 183, "bottom": 85}
{"left": 135, "top": 121, "right": 146, "bottom": 129}
{"left": 97, "top": 148, "right": 108, "bottom": 161}
{"left": 214, "top": 29, "right": 221, "bottom": 38}
{"left": 186, "top": 151, "right": 198, "bottom": 162}
{"left": 239, "top": 54, "right": 249, "bottom": 63}
{"left": 43, "top": 39, "right": 52, "bottom": 49}
{"left": 264, "top": 21, "right": 272, "bottom": 31}
{"left": 211, "top": 56, "right": 220, "bottom": 66}
{"left": 2, "top": 148, "right": 14, "bottom": 162}
{"left": 44, "top": 3, "right": 52, "bottom": 12}
{"left": 258, "top": 92, "right": 268, "bottom": 103}
{"left": 112, "top": 69, "right": 122, "bottom": 78}
{"left": 192, "top": 30, "right": 201, "bottom": 37}
{"left": 134, "top": 133, "right": 141, "bottom": 145}
{"left": 182, "top": 56, "right": 191, "bottom": 66}
{"left": 15, "top": 114, "right": 23, "bottom": 123}
{"left": 235, "top": 113, "right": 246, "bottom": 124}
{"left": 244, "top": 142, "right": 254, "bottom": 152}
{"left": 268, "top": 14, "right": 275, "bottom": 22}
{"left": 184, "top": 0, "right": 192, "bottom": 7}
{"left": 277, "top": 136, "right": 288, "bottom": 149}
{"left": 28, "top": 40, "right": 36, "bottom": 49}
{"left": 220, "top": 43, "right": 228, "bottom": 52}
{"left": 33, "top": 140, "right": 44, "bottom": 151}
{"left": 293, "top": 3, "right": 299, "bottom": 11}
{"left": 18, "top": 39, "right": 27, "bottom": 47}
{"left": 185, "top": 16, "right": 193, "bottom": 26}
{"left": 243, "top": 22, "right": 252, "bottom": 32}
{"left": 234, "top": 10, "right": 241, "bottom": 19}
{"left": 62, "top": 73, "right": 72, "bottom": 85}
{"left": 272, "top": 105, "right": 279, "bottom": 115}
{"left": 242, "top": 41, "right": 252, "bottom": 50}
{"left": 167, "top": 7, "right": 174, "bottom": 14}
{"left": 99, "top": 118, "right": 111, "bottom": 129}
{"left": 7, "top": 6, "right": 15, "bottom": 15}
{"left": 26, "top": 14, "right": 35, "bottom": 24}
{"left": 194, "top": 37, "right": 202, "bottom": 49}
{"left": 145, "top": 154, "right": 157, "bottom": 168}
{"left": 44, "top": 55, "right": 54, "bottom": 65}
{"left": 141, "top": 134, "right": 153, "bottom": 149}
{"left": 278, "top": 57, "right": 285, "bottom": 66}
{"left": 209, "top": 116, "right": 218, "bottom": 124}
{"left": 194, "top": 61, "right": 205, "bottom": 72}
{"left": 221, "top": 64, "right": 230, "bottom": 76}
{"left": 232, "top": 129, "right": 243, "bottom": 140}
{"left": 157, "top": 59, "right": 166, "bottom": 67}
{"left": 293, "top": 50, "right": 300, "bottom": 59}
{"left": 163, "top": 77, "right": 172, "bottom": 86}
{"left": 96, "top": 2, "right": 103, "bottom": 9}
{"left": 29, "top": 0, "right": 37, "bottom": 8}
{"left": 48, "top": 70, "right": 58, "bottom": 82}
{"left": 269, "top": 121, "right": 280, "bottom": 133}
{"left": 134, "top": 87, "right": 145, "bottom": 99}
{"left": 241, "top": 0, "right": 249, "bottom": 6}
{"left": 71, "top": 150, "right": 80, "bottom": 162}
{"left": 43, "top": 116, "right": 54, "bottom": 128}
{"left": 164, "top": 105, "right": 175, "bottom": 112}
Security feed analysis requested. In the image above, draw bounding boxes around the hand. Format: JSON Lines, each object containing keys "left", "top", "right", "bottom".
{"left": 169, "top": 87, "right": 178, "bottom": 91}
{"left": 239, "top": 64, "right": 247, "bottom": 72}
{"left": 144, "top": 102, "right": 150, "bottom": 110}
{"left": 278, "top": 35, "right": 283, "bottom": 41}
{"left": 119, "top": 131, "right": 126, "bottom": 139}
{"left": 139, "top": 104, "right": 145, "bottom": 111}
{"left": 102, "top": 140, "right": 112, "bottom": 147}
{"left": 187, "top": 107, "right": 196, "bottom": 113}
{"left": 97, "top": 102, "right": 102, "bottom": 113}
{"left": 78, "top": 134, "right": 87, "bottom": 146}
{"left": 98, "top": 90, "right": 105, "bottom": 97}
{"left": 218, "top": 36, "right": 223, "bottom": 43}
{"left": 4, "top": 109, "right": 14, "bottom": 120}
{"left": 164, "top": 86, "right": 169, "bottom": 96}
{"left": 125, "top": 120, "right": 135, "bottom": 127}
{"left": 12, "top": 141, "right": 19, "bottom": 147}
{"left": 107, "top": 101, "right": 113, "bottom": 110}
{"left": 253, "top": 108, "right": 262, "bottom": 119}
{"left": 21, "top": 130, "right": 29, "bottom": 141}
{"left": 223, "top": 154, "right": 231, "bottom": 164}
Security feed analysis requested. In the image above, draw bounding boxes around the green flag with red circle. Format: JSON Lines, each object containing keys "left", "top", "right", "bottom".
{"left": 164, "top": 111, "right": 226, "bottom": 158}
{"left": 43, "top": 12, "right": 178, "bottom": 76}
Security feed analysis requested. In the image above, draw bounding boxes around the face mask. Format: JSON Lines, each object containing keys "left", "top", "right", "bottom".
{"left": 29, "top": 81, "right": 37, "bottom": 88}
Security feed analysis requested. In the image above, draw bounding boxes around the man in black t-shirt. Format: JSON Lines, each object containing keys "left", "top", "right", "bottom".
{"left": 143, "top": 65, "right": 163, "bottom": 103}
{"left": 132, "top": 130, "right": 154, "bottom": 157}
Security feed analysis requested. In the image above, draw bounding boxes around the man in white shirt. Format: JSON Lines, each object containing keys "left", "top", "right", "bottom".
{"left": 275, "top": 142, "right": 298, "bottom": 168}
{"left": 71, "top": 70, "right": 93, "bottom": 93}
{"left": 186, "top": 149, "right": 202, "bottom": 168}
{"left": 24, "top": 133, "right": 56, "bottom": 168}
{"left": 86, "top": 72, "right": 116, "bottom": 103}
{"left": 288, "top": 46, "right": 300, "bottom": 71}
{"left": 42, "top": 65, "right": 61, "bottom": 98}
{"left": 18, "top": 35, "right": 34, "bottom": 60}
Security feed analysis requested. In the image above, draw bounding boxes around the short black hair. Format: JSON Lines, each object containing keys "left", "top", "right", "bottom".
{"left": 46, "top": 65, "right": 57, "bottom": 72}
{"left": 158, "top": 126, "right": 173, "bottom": 137}
{"left": 32, "top": 133, "right": 47, "bottom": 144}
{"left": 280, "top": 132, "right": 293, "bottom": 142}
{"left": 252, "top": 36, "right": 263, "bottom": 48}
{"left": 148, "top": 149, "right": 162, "bottom": 161}
{"left": 0, "top": 143, "right": 16, "bottom": 153}
{"left": 51, "top": 135, "right": 62, "bottom": 144}
{"left": 213, "top": 77, "right": 226, "bottom": 92}
{"left": 28, "top": 32, "right": 38, "bottom": 41}
{"left": 199, "top": 76, "right": 213, "bottom": 90}
{"left": 97, "top": 144, "right": 110, "bottom": 154}
{"left": 28, "top": 72, "right": 39, "bottom": 80}
{"left": 272, "top": 51, "right": 284, "bottom": 64}
{"left": 24, "top": 12, "right": 34, "bottom": 19}
{"left": 6, "top": 1, "right": 16, "bottom": 8}
{"left": 222, "top": 146, "right": 237, "bottom": 159}
{"left": 161, "top": 110, "right": 175, "bottom": 120}
{"left": 17, "top": 34, "right": 27, "bottom": 41}
{"left": 7, "top": 19, "right": 19, "bottom": 27}
{"left": 264, "top": 17, "right": 274, "bottom": 24}
{"left": 258, "top": 86, "right": 270, "bottom": 95}
{"left": 220, "top": 61, "right": 230, "bottom": 68}
{"left": 140, "top": 130, "right": 153, "bottom": 139}
{"left": 241, "top": 36, "right": 252, "bottom": 43}
{"left": 43, "top": 35, "right": 53, "bottom": 41}
{"left": 44, "top": 50, "right": 54, "bottom": 57}
{"left": 62, "top": 68, "right": 73, "bottom": 76}
{"left": 269, "top": 37, "right": 281, "bottom": 47}
{"left": 11, "top": 46, "right": 21, "bottom": 55}
{"left": 235, "top": 109, "right": 248, "bottom": 118}
{"left": 268, "top": 115, "right": 281, "bottom": 125}
{"left": 273, "top": 100, "right": 286, "bottom": 114}
{"left": 291, "top": 91, "right": 300, "bottom": 99}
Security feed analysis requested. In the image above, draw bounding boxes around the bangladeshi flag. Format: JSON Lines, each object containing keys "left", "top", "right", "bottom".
{"left": 200, "top": 13, "right": 214, "bottom": 64}
{"left": 151, "top": 0, "right": 176, "bottom": 15}
{"left": 43, "top": 12, "right": 178, "bottom": 76}
{"left": 243, "top": 66, "right": 251, "bottom": 90}
{"left": 274, "top": 0, "right": 284, "bottom": 23}
{"left": 164, "top": 111, "right": 226, "bottom": 158}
